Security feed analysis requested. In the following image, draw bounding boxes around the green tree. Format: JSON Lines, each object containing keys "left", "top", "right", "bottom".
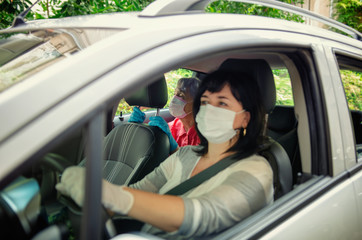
{"left": 0, "top": 0, "right": 33, "bottom": 29}
{"left": 44, "top": 0, "right": 154, "bottom": 18}
{"left": 207, "top": 0, "right": 304, "bottom": 23}
{"left": 0, "top": 0, "right": 154, "bottom": 28}
{"left": 2, "top": 0, "right": 362, "bottom": 32}
{"left": 333, "top": 0, "right": 362, "bottom": 32}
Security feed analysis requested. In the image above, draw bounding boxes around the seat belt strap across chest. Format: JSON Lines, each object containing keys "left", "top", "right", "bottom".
{"left": 165, "top": 152, "right": 251, "bottom": 196}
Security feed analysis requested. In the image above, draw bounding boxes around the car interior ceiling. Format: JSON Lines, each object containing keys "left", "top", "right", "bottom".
{"left": 5, "top": 50, "right": 361, "bottom": 239}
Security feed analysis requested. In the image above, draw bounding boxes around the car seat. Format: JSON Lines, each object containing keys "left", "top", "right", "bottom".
{"left": 219, "top": 59, "right": 293, "bottom": 199}
{"left": 65, "top": 77, "right": 171, "bottom": 238}
{"left": 267, "top": 105, "right": 301, "bottom": 185}
{"left": 80, "top": 77, "right": 170, "bottom": 186}
{"left": 351, "top": 110, "right": 362, "bottom": 145}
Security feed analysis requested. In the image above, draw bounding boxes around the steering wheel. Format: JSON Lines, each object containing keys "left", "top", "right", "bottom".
{"left": 38, "top": 153, "right": 117, "bottom": 239}
{"left": 30, "top": 153, "right": 73, "bottom": 204}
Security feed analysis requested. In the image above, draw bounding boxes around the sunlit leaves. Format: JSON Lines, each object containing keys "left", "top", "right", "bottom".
{"left": 333, "top": 0, "right": 362, "bottom": 32}
{"left": 340, "top": 70, "right": 362, "bottom": 110}
{"left": 206, "top": 0, "right": 304, "bottom": 23}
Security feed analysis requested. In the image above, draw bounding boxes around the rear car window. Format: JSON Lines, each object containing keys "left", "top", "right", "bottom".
{"left": 273, "top": 68, "right": 294, "bottom": 106}
{"left": 336, "top": 54, "right": 362, "bottom": 160}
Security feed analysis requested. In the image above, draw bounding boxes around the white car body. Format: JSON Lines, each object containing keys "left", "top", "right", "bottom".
{"left": 0, "top": 0, "right": 361, "bottom": 239}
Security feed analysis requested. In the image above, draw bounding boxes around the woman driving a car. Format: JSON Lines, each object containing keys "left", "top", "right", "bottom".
{"left": 56, "top": 69, "right": 274, "bottom": 238}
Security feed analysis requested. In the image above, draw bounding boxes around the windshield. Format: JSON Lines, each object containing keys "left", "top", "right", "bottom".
{"left": 0, "top": 28, "right": 119, "bottom": 93}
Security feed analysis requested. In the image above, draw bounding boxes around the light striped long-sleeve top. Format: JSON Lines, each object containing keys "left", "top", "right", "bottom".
{"left": 130, "top": 145, "right": 274, "bottom": 239}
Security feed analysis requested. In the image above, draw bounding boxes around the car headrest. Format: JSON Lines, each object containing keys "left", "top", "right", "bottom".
{"left": 268, "top": 106, "right": 297, "bottom": 133}
{"left": 218, "top": 59, "right": 276, "bottom": 113}
{"left": 125, "top": 76, "right": 168, "bottom": 108}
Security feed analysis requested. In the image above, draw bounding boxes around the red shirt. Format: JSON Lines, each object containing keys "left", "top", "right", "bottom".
{"left": 168, "top": 118, "right": 200, "bottom": 147}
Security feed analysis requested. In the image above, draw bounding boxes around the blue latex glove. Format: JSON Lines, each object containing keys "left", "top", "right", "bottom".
{"left": 128, "top": 106, "right": 146, "bottom": 123}
{"left": 149, "top": 116, "right": 178, "bottom": 152}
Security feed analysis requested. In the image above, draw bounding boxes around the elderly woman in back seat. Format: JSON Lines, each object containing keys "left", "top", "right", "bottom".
{"left": 56, "top": 69, "right": 274, "bottom": 239}
{"left": 129, "top": 77, "right": 201, "bottom": 153}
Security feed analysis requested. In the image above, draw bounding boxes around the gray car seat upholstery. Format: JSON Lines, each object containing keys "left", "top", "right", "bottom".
{"left": 80, "top": 77, "right": 170, "bottom": 186}
{"left": 267, "top": 105, "right": 301, "bottom": 184}
{"left": 351, "top": 110, "right": 362, "bottom": 145}
{"left": 219, "top": 59, "right": 293, "bottom": 199}
{"left": 105, "top": 77, "right": 170, "bottom": 185}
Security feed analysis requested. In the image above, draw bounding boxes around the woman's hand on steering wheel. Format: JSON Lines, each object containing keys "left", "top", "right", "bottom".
{"left": 56, "top": 166, "right": 86, "bottom": 207}
{"left": 56, "top": 166, "right": 134, "bottom": 215}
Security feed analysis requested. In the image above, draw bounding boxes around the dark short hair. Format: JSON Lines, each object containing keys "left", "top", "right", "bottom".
{"left": 177, "top": 77, "right": 201, "bottom": 99}
{"left": 193, "top": 70, "right": 266, "bottom": 158}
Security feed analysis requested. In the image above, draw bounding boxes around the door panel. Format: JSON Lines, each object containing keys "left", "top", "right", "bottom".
{"left": 260, "top": 173, "right": 362, "bottom": 239}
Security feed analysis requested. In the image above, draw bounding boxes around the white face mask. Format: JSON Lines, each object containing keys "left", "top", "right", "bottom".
{"left": 196, "top": 104, "right": 245, "bottom": 144}
{"left": 169, "top": 95, "right": 191, "bottom": 119}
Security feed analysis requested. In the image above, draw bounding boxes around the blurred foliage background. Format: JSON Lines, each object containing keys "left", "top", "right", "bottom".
{"left": 118, "top": 68, "right": 296, "bottom": 115}
{"left": 0, "top": 0, "right": 360, "bottom": 113}
{"left": 333, "top": 0, "right": 362, "bottom": 33}
{"left": 116, "top": 68, "right": 194, "bottom": 115}
{"left": 1, "top": 0, "right": 361, "bottom": 31}
{"left": 340, "top": 70, "right": 362, "bottom": 110}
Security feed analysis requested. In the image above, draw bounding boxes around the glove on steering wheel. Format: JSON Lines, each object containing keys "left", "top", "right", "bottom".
{"left": 56, "top": 166, "right": 134, "bottom": 215}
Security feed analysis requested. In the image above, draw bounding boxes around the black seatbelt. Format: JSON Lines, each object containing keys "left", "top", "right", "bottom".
{"left": 166, "top": 151, "right": 253, "bottom": 196}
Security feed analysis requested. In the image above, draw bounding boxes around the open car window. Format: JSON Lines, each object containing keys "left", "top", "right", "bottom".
{"left": 336, "top": 54, "right": 362, "bottom": 161}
